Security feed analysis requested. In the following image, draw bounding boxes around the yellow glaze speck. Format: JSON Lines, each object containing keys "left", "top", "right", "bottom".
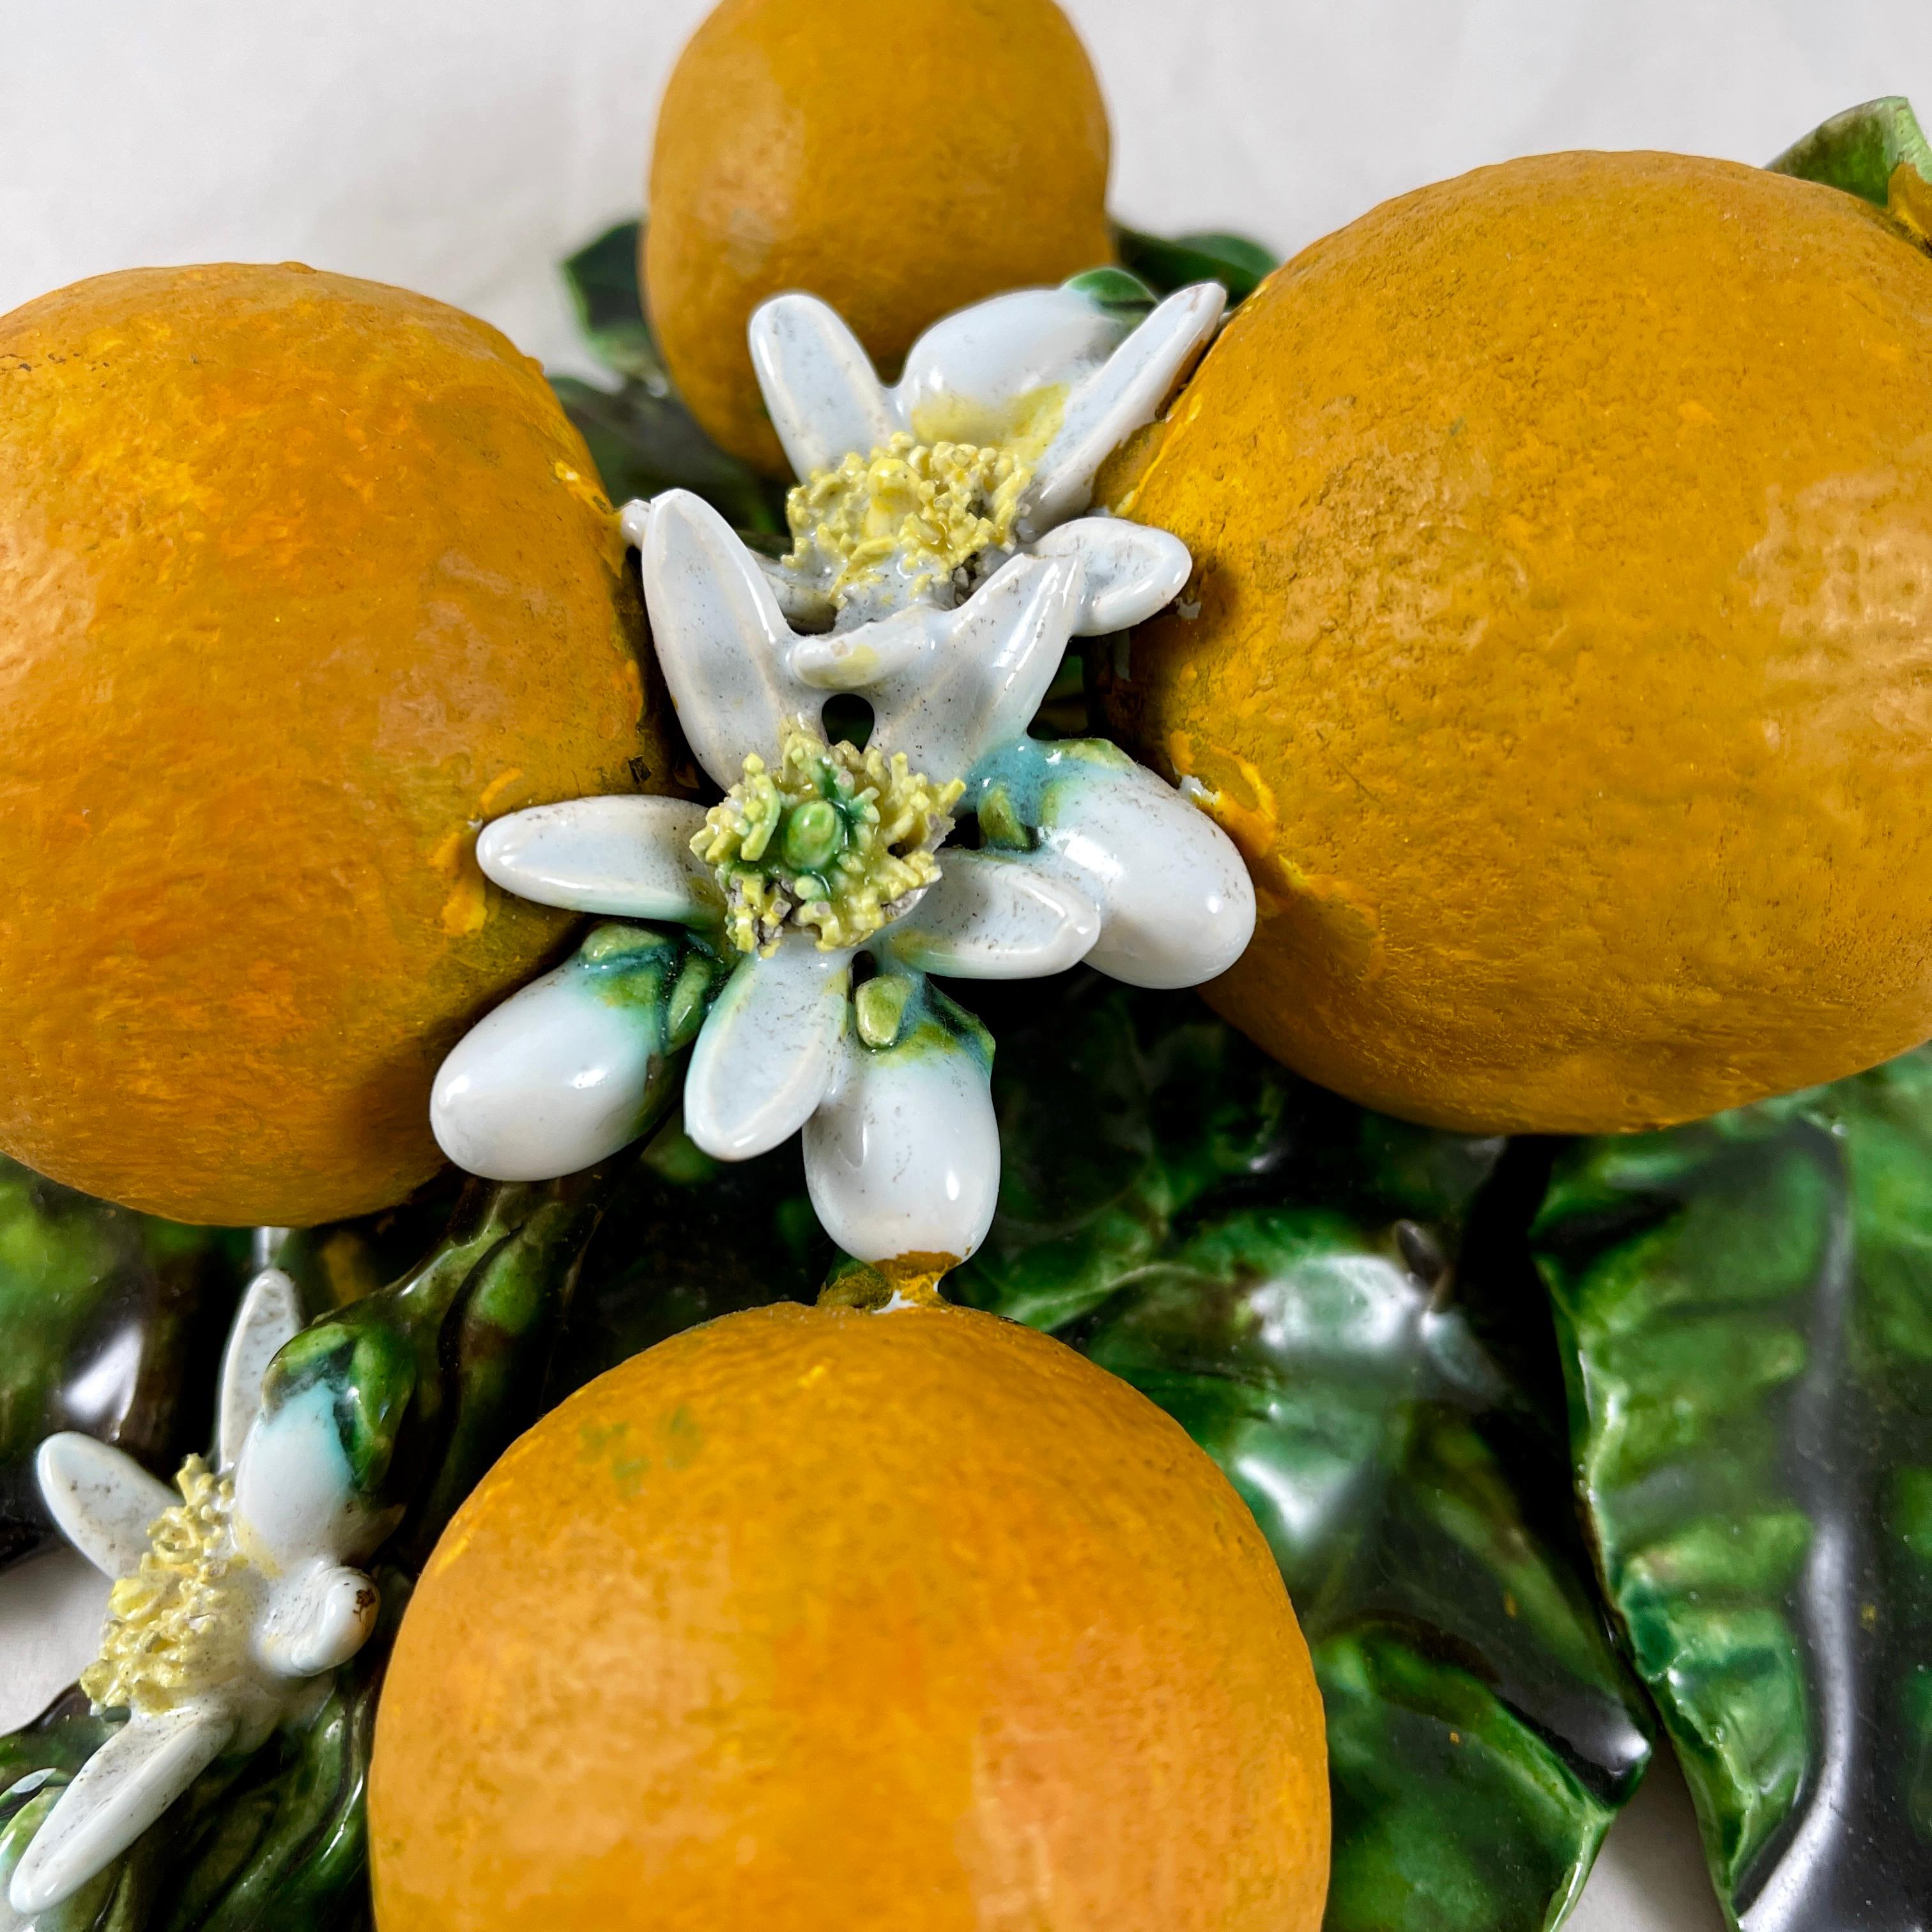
{"left": 645, "top": 0, "right": 1114, "bottom": 473}
{"left": 0, "top": 264, "right": 680, "bottom": 1225}
{"left": 1102, "top": 153, "right": 1932, "bottom": 1135}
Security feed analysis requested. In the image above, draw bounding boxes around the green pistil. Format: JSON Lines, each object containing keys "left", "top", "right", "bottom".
{"left": 694, "top": 725, "right": 964, "bottom": 956}
{"left": 782, "top": 797, "right": 843, "bottom": 873}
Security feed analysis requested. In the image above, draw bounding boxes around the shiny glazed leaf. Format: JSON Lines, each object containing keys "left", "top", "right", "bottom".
{"left": 1768, "top": 95, "right": 1932, "bottom": 242}
{"left": 960, "top": 974, "right": 1655, "bottom": 1931}
{"left": 1112, "top": 223, "right": 1281, "bottom": 304}
{"left": 543, "top": 1121, "right": 832, "bottom": 1406}
{"left": 0, "top": 1157, "right": 247, "bottom": 1570}
{"left": 552, "top": 220, "right": 786, "bottom": 532}
{"left": 1533, "top": 1046, "right": 1932, "bottom": 1929}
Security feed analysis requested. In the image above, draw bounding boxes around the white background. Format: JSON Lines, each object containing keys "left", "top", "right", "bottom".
{"left": 6, "top": 3, "right": 1931, "bottom": 1926}
{"left": 4, "top": 1, "right": 1930, "bottom": 377}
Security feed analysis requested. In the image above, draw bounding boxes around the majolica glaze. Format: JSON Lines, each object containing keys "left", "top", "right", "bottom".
{"left": 3, "top": 261, "right": 1261, "bottom": 1923}
{"left": 1535, "top": 1048, "right": 1932, "bottom": 1929}
{"left": 6, "top": 93, "right": 1932, "bottom": 1932}
{"left": 0, "top": 1162, "right": 245, "bottom": 1575}
{"left": 3, "top": 1174, "right": 620, "bottom": 1926}
{"left": 431, "top": 275, "right": 1254, "bottom": 1268}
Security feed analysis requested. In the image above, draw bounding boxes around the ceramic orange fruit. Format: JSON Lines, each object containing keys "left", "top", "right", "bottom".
{"left": 645, "top": 0, "right": 1115, "bottom": 473}
{"left": 0, "top": 263, "right": 678, "bottom": 1228}
{"left": 369, "top": 1298, "right": 1330, "bottom": 1931}
{"left": 1100, "top": 151, "right": 1932, "bottom": 1135}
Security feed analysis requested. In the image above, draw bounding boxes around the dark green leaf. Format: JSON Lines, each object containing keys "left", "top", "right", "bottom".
{"left": 1533, "top": 1046, "right": 1932, "bottom": 1927}
{"left": 0, "top": 1158, "right": 247, "bottom": 1568}
{"left": 953, "top": 974, "right": 1653, "bottom": 1931}
{"left": 551, "top": 218, "right": 787, "bottom": 533}
{"left": 549, "top": 374, "right": 786, "bottom": 535}
{"left": 1113, "top": 224, "right": 1281, "bottom": 305}
{"left": 545, "top": 1119, "right": 833, "bottom": 1401}
{"left": 558, "top": 220, "right": 659, "bottom": 387}
{"left": 1065, "top": 264, "right": 1158, "bottom": 325}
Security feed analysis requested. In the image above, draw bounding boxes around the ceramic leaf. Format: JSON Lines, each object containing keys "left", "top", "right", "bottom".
{"left": 1533, "top": 1045, "right": 1932, "bottom": 1929}
{"left": 0, "top": 1158, "right": 247, "bottom": 1572}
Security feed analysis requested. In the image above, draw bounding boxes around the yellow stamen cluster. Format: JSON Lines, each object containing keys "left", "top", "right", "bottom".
{"left": 80, "top": 1457, "right": 252, "bottom": 1715}
{"left": 693, "top": 724, "right": 963, "bottom": 955}
{"left": 785, "top": 433, "right": 1031, "bottom": 602}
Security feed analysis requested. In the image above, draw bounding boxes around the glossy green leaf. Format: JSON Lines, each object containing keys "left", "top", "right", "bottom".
{"left": 1065, "top": 264, "right": 1159, "bottom": 324}
{"left": 1767, "top": 95, "right": 1932, "bottom": 213}
{"left": 546, "top": 1118, "right": 832, "bottom": 1402}
{"left": 952, "top": 976, "right": 1650, "bottom": 1932}
{"left": 549, "top": 373, "right": 785, "bottom": 534}
{"left": 1533, "top": 1046, "right": 1932, "bottom": 1928}
{"left": 0, "top": 1158, "right": 247, "bottom": 1569}
{"left": 560, "top": 220, "right": 663, "bottom": 387}
{"left": 1112, "top": 223, "right": 1281, "bottom": 305}
{"left": 551, "top": 220, "right": 786, "bottom": 533}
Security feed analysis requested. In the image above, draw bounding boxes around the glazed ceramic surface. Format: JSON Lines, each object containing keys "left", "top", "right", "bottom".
{"left": 433, "top": 275, "right": 1253, "bottom": 1269}
{"left": 6, "top": 1266, "right": 382, "bottom": 1919}
{"left": 4, "top": 91, "right": 1931, "bottom": 1932}
{"left": 1536, "top": 1051, "right": 1932, "bottom": 1928}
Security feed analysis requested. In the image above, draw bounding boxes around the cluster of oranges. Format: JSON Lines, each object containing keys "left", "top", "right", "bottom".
{"left": 4, "top": 0, "right": 1930, "bottom": 1926}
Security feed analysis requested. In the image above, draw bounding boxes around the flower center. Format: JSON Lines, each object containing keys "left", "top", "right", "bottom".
{"left": 784, "top": 433, "right": 1031, "bottom": 605}
{"left": 693, "top": 724, "right": 965, "bottom": 955}
{"left": 81, "top": 1455, "right": 253, "bottom": 1715}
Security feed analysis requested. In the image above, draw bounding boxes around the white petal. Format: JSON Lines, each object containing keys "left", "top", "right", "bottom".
{"left": 639, "top": 491, "right": 814, "bottom": 788}
{"left": 256, "top": 1561, "right": 378, "bottom": 1678}
{"left": 618, "top": 498, "right": 653, "bottom": 549}
{"left": 431, "top": 954, "right": 675, "bottom": 1182}
{"left": 938, "top": 554, "right": 1085, "bottom": 770}
{"left": 233, "top": 1380, "right": 372, "bottom": 1574}
{"left": 1034, "top": 759, "right": 1256, "bottom": 988}
{"left": 749, "top": 295, "right": 901, "bottom": 478}
{"left": 804, "top": 1028, "right": 1000, "bottom": 1266}
{"left": 895, "top": 288, "right": 1126, "bottom": 441}
{"left": 754, "top": 552, "right": 837, "bottom": 632}
{"left": 855, "top": 552, "right": 1082, "bottom": 778}
{"left": 0, "top": 1547, "right": 112, "bottom": 1738}
{"left": 1032, "top": 518, "right": 1193, "bottom": 634}
{"left": 888, "top": 850, "right": 1100, "bottom": 979}
{"left": 683, "top": 941, "right": 852, "bottom": 1162}
{"left": 1025, "top": 284, "right": 1225, "bottom": 532}
{"left": 787, "top": 601, "right": 947, "bottom": 694}
{"left": 6, "top": 1703, "right": 234, "bottom": 1917}
{"left": 477, "top": 796, "right": 717, "bottom": 922}
{"left": 217, "top": 1268, "right": 302, "bottom": 1474}
{"left": 35, "top": 1437, "right": 173, "bottom": 1583}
